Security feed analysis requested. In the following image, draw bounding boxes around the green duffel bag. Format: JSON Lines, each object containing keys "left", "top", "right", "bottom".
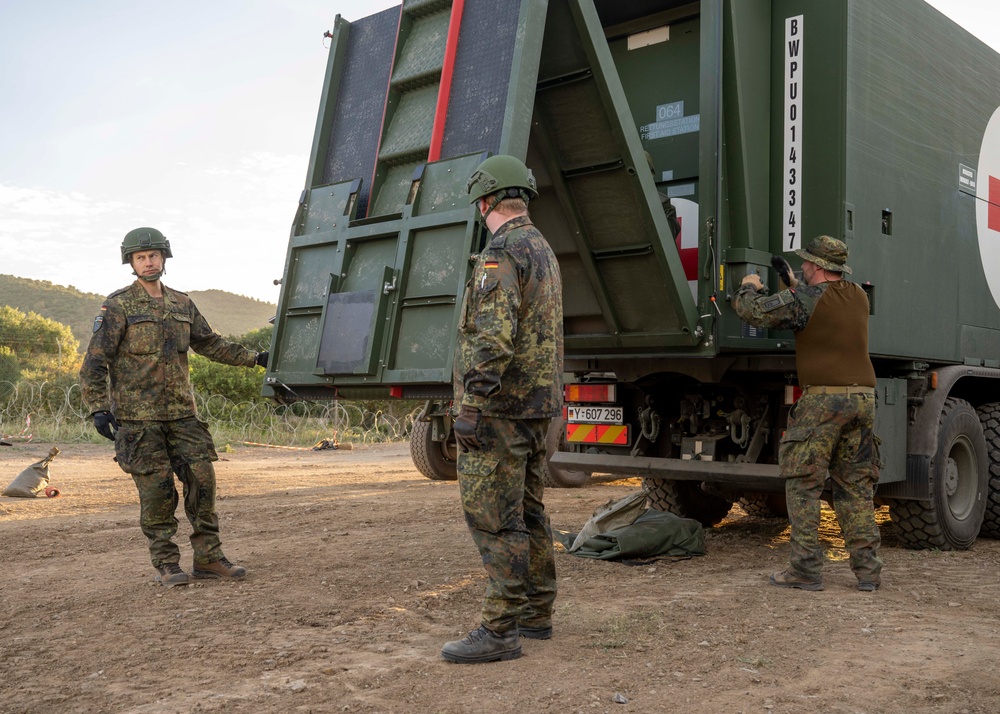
{"left": 570, "top": 508, "right": 706, "bottom": 561}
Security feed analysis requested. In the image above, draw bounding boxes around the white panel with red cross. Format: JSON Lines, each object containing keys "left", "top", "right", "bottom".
{"left": 978, "top": 106, "right": 1000, "bottom": 307}
{"left": 673, "top": 197, "right": 699, "bottom": 301}
{"left": 978, "top": 106, "right": 1000, "bottom": 310}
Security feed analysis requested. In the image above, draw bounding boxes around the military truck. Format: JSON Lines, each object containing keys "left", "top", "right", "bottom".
{"left": 264, "top": 0, "right": 1000, "bottom": 551}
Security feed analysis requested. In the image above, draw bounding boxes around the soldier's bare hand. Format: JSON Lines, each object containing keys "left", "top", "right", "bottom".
{"left": 740, "top": 273, "right": 764, "bottom": 291}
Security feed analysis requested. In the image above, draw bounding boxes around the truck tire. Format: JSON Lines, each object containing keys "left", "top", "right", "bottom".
{"left": 738, "top": 493, "right": 788, "bottom": 518}
{"left": 975, "top": 402, "right": 1000, "bottom": 538}
{"left": 410, "top": 418, "right": 458, "bottom": 481}
{"left": 644, "top": 478, "right": 732, "bottom": 527}
{"left": 545, "top": 416, "right": 590, "bottom": 488}
{"left": 889, "top": 398, "right": 987, "bottom": 550}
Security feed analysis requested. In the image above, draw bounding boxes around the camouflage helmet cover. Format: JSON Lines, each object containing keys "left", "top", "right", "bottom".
{"left": 121, "top": 227, "right": 172, "bottom": 264}
{"left": 466, "top": 155, "right": 538, "bottom": 204}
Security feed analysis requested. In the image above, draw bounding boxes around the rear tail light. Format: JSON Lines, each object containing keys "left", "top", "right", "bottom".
{"left": 564, "top": 383, "right": 616, "bottom": 403}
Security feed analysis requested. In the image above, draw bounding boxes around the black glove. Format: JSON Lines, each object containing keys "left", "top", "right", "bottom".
{"left": 453, "top": 405, "right": 482, "bottom": 452}
{"left": 255, "top": 351, "right": 269, "bottom": 368}
{"left": 771, "top": 255, "right": 799, "bottom": 289}
{"left": 93, "top": 411, "right": 120, "bottom": 441}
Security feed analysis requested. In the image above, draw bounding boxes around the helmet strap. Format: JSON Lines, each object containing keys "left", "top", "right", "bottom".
{"left": 480, "top": 194, "right": 503, "bottom": 224}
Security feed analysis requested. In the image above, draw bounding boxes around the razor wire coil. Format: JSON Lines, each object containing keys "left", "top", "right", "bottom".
{"left": 0, "top": 380, "right": 419, "bottom": 446}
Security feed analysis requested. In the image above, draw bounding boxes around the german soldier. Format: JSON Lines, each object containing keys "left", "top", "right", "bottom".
{"left": 441, "top": 156, "right": 564, "bottom": 663}
{"left": 733, "top": 235, "right": 883, "bottom": 592}
{"left": 80, "top": 227, "right": 268, "bottom": 587}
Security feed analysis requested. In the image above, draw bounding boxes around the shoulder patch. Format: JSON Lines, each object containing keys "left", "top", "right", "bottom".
{"left": 92, "top": 304, "right": 109, "bottom": 332}
{"left": 760, "top": 291, "right": 794, "bottom": 313}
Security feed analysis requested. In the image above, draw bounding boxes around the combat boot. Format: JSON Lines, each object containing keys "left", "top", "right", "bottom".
{"left": 518, "top": 622, "right": 553, "bottom": 640}
{"left": 769, "top": 569, "right": 824, "bottom": 591}
{"left": 441, "top": 625, "right": 522, "bottom": 664}
{"left": 192, "top": 557, "right": 247, "bottom": 580}
{"left": 155, "top": 562, "right": 191, "bottom": 588}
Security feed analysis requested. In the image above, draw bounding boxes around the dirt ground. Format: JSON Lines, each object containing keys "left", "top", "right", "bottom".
{"left": 2, "top": 442, "right": 1000, "bottom": 714}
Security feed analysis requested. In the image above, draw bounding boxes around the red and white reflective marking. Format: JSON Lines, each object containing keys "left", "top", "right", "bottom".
{"left": 566, "top": 423, "right": 629, "bottom": 445}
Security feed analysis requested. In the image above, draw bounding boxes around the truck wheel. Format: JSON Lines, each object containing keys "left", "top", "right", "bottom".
{"left": 889, "top": 398, "right": 987, "bottom": 550}
{"left": 545, "top": 416, "right": 590, "bottom": 488}
{"left": 975, "top": 402, "right": 1000, "bottom": 538}
{"left": 410, "top": 418, "right": 458, "bottom": 481}
{"left": 644, "top": 478, "right": 732, "bottom": 527}
{"left": 738, "top": 493, "right": 788, "bottom": 518}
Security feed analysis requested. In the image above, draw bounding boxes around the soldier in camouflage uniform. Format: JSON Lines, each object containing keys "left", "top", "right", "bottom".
{"left": 733, "top": 235, "right": 883, "bottom": 592}
{"left": 80, "top": 228, "right": 268, "bottom": 587}
{"left": 440, "top": 156, "right": 564, "bottom": 664}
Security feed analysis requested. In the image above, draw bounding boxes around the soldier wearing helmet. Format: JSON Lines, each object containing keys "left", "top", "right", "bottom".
{"left": 441, "top": 156, "right": 563, "bottom": 664}
{"left": 733, "top": 235, "right": 882, "bottom": 593}
{"left": 80, "top": 227, "right": 269, "bottom": 588}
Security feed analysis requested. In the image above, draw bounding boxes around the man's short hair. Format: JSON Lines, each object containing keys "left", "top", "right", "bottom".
{"left": 490, "top": 196, "right": 528, "bottom": 216}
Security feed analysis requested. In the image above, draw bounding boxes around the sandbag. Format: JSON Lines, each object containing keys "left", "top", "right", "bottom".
{"left": 569, "top": 508, "right": 706, "bottom": 561}
{"left": 3, "top": 446, "right": 60, "bottom": 498}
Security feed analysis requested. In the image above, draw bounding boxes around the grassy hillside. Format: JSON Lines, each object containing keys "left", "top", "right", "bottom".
{"left": 186, "top": 289, "right": 276, "bottom": 337}
{"left": 0, "top": 275, "right": 275, "bottom": 350}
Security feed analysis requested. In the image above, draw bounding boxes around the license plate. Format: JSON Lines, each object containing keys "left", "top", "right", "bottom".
{"left": 566, "top": 406, "right": 623, "bottom": 424}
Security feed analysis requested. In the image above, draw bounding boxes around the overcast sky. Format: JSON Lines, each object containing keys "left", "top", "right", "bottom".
{"left": 0, "top": 0, "right": 996, "bottom": 303}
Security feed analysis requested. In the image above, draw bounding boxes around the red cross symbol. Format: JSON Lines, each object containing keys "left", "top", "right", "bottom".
{"left": 991, "top": 176, "right": 1000, "bottom": 232}
{"left": 674, "top": 216, "right": 698, "bottom": 281}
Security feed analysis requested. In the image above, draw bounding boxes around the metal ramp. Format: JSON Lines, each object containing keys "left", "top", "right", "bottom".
{"left": 267, "top": 0, "right": 546, "bottom": 400}
{"left": 311, "top": 0, "right": 534, "bottom": 220}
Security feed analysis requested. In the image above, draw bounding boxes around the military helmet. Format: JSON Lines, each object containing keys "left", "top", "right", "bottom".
{"left": 466, "top": 155, "right": 538, "bottom": 204}
{"left": 121, "top": 227, "right": 172, "bottom": 264}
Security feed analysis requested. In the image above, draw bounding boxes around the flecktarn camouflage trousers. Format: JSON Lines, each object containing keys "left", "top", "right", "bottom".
{"left": 779, "top": 393, "right": 883, "bottom": 582}
{"left": 115, "top": 417, "right": 225, "bottom": 568}
{"left": 456, "top": 416, "right": 557, "bottom": 633}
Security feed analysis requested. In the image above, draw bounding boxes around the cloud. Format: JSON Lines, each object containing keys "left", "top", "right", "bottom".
{"left": 0, "top": 185, "right": 130, "bottom": 226}
{"left": 0, "top": 185, "right": 146, "bottom": 294}
{"left": 0, "top": 149, "right": 305, "bottom": 303}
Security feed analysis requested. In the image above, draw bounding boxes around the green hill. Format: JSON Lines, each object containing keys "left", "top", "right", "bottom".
{"left": 0, "top": 275, "right": 276, "bottom": 350}
{"left": 185, "top": 289, "right": 277, "bottom": 338}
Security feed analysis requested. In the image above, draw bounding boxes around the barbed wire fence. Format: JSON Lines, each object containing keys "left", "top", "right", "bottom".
{"left": 0, "top": 379, "right": 421, "bottom": 448}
